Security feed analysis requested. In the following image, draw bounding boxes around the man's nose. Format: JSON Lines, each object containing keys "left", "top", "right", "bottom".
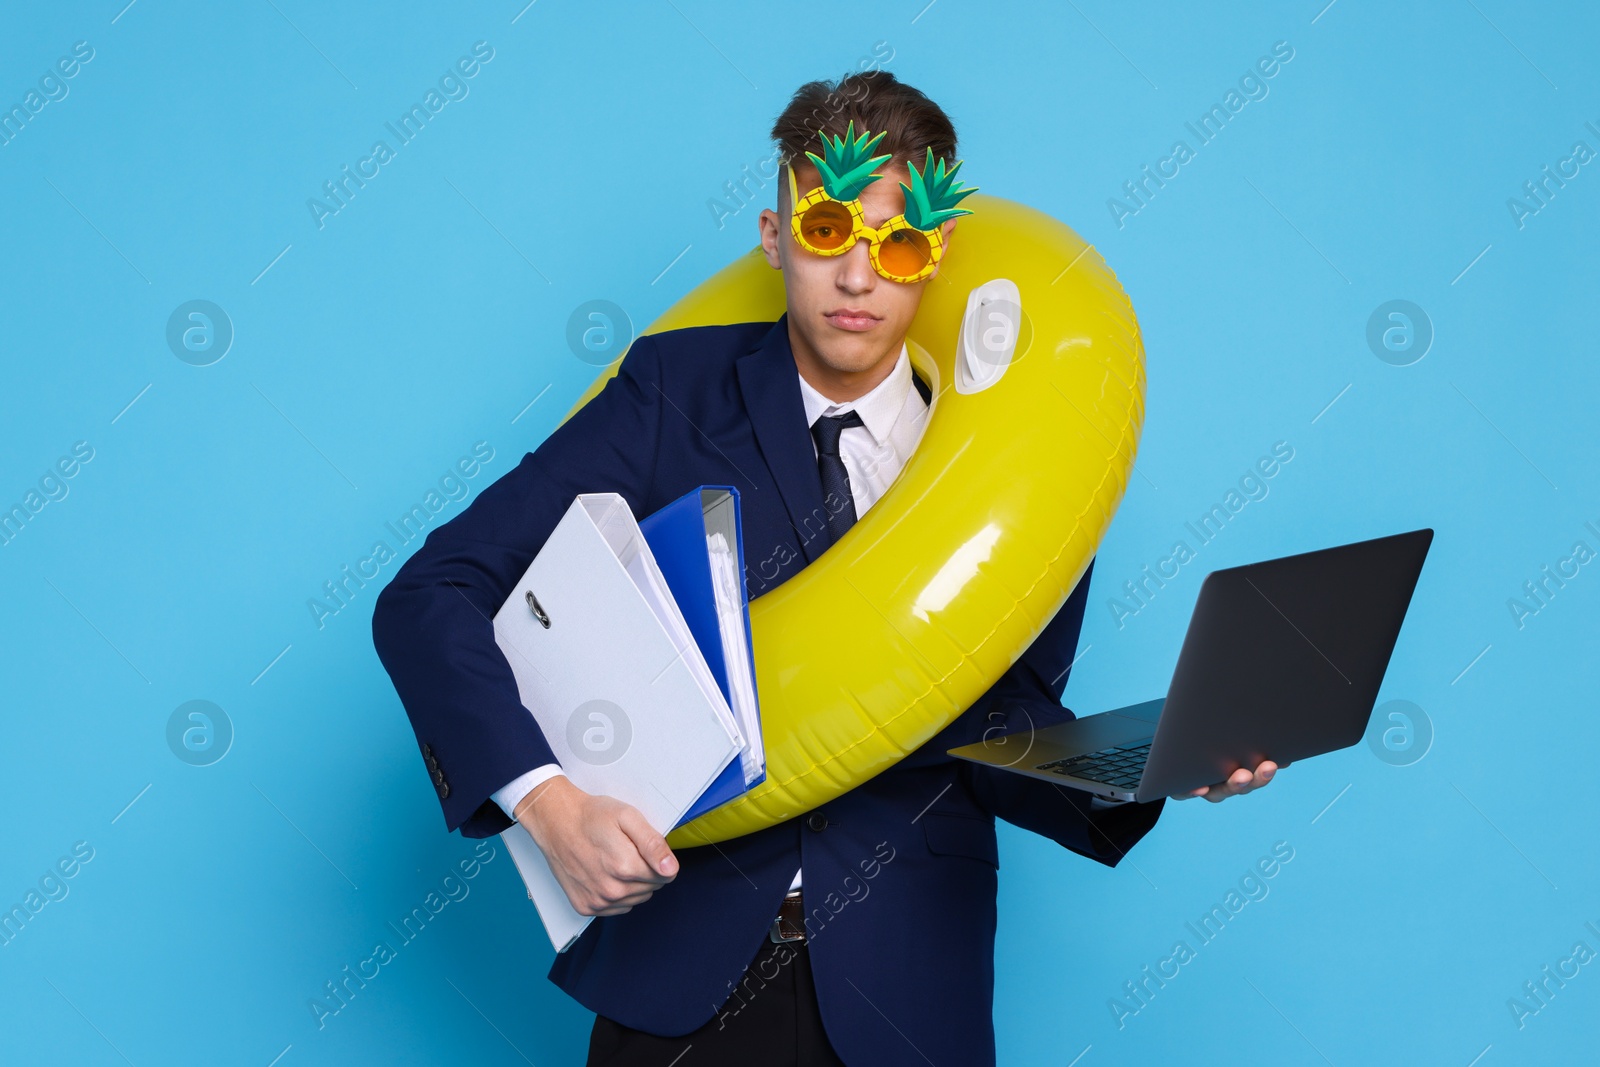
{"left": 835, "top": 237, "right": 877, "bottom": 293}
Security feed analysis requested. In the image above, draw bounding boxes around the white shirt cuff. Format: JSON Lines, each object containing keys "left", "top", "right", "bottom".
{"left": 493, "top": 763, "right": 567, "bottom": 820}
{"left": 788, "top": 866, "right": 802, "bottom": 892}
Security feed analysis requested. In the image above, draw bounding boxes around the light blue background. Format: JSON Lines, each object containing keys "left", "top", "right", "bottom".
{"left": 2, "top": 1, "right": 1595, "bottom": 1064}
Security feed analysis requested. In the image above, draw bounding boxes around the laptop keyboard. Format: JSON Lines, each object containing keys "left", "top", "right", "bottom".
{"left": 1036, "top": 740, "right": 1152, "bottom": 790}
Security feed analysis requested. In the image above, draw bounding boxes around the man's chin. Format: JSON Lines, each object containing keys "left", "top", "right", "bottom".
{"left": 788, "top": 313, "right": 905, "bottom": 375}
{"left": 816, "top": 337, "right": 897, "bottom": 373}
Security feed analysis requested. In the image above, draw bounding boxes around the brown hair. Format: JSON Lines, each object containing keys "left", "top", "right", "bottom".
{"left": 770, "top": 71, "right": 958, "bottom": 204}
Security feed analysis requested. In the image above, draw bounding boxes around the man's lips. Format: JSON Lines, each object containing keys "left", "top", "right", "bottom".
{"left": 824, "top": 309, "right": 882, "bottom": 332}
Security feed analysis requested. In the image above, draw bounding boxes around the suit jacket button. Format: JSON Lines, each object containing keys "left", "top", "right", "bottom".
{"left": 437, "top": 781, "right": 450, "bottom": 800}
{"left": 806, "top": 813, "right": 828, "bottom": 832}
{"left": 422, "top": 743, "right": 434, "bottom": 758}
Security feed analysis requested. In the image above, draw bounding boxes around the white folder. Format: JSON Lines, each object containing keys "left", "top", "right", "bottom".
{"left": 492, "top": 493, "right": 743, "bottom": 952}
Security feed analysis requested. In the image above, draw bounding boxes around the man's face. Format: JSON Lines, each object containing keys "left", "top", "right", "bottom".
{"left": 759, "top": 161, "right": 957, "bottom": 385}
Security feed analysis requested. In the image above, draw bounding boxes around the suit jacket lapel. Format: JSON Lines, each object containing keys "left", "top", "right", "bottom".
{"left": 736, "top": 315, "right": 832, "bottom": 565}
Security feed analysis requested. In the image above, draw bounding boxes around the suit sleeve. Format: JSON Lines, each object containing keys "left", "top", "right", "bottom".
{"left": 371, "top": 335, "right": 664, "bottom": 837}
{"left": 964, "top": 558, "right": 1167, "bottom": 868}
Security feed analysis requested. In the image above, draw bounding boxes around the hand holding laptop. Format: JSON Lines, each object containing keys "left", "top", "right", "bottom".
{"left": 1175, "top": 759, "right": 1280, "bottom": 803}
{"left": 949, "top": 530, "right": 1432, "bottom": 807}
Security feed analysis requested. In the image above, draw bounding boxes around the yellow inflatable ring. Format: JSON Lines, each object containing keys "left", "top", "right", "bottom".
{"left": 560, "top": 195, "right": 1145, "bottom": 847}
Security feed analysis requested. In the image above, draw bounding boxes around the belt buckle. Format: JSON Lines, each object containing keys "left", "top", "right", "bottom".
{"left": 768, "top": 889, "right": 805, "bottom": 944}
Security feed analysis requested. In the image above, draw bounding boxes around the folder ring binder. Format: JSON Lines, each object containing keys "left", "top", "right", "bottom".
{"left": 525, "top": 590, "right": 551, "bottom": 628}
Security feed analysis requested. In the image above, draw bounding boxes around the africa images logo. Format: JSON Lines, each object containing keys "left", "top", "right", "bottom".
{"left": 566, "top": 699, "right": 632, "bottom": 766}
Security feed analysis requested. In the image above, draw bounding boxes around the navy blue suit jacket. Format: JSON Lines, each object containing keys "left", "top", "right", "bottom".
{"left": 371, "top": 315, "right": 1165, "bottom": 1065}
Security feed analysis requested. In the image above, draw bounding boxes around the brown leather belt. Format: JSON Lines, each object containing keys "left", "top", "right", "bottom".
{"left": 769, "top": 889, "right": 806, "bottom": 944}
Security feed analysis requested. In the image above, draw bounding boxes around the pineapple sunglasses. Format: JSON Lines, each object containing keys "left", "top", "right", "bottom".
{"left": 785, "top": 121, "right": 979, "bottom": 285}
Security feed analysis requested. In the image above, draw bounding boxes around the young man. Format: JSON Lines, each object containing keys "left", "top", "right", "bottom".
{"left": 371, "top": 71, "right": 1277, "bottom": 1067}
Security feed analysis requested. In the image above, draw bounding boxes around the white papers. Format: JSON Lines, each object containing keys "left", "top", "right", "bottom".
{"left": 708, "top": 530, "right": 762, "bottom": 781}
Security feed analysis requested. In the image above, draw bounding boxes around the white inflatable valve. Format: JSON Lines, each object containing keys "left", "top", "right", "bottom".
{"left": 955, "top": 278, "right": 1024, "bottom": 394}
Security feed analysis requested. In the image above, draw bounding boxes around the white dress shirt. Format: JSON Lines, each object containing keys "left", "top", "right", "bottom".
{"left": 796, "top": 341, "right": 931, "bottom": 520}
{"left": 491, "top": 342, "right": 1117, "bottom": 896}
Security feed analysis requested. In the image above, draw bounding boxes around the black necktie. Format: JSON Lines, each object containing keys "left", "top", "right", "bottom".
{"left": 811, "top": 409, "right": 864, "bottom": 543}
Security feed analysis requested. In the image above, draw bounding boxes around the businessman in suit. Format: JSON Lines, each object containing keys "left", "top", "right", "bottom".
{"left": 372, "top": 71, "right": 1278, "bottom": 1066}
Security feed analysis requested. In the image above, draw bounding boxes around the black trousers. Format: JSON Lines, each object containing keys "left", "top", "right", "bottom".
{"left": 586, "top": 933, "right": 848, "bottom": 1066}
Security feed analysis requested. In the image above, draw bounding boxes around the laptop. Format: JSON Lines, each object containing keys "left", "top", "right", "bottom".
{"left": 947, "top": 529, "right": 1434, "bottom": 802}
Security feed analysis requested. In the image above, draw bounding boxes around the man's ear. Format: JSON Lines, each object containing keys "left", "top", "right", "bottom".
{"left": 925, "top": 218, "right": 958, "bottom": 281}
{"left": 758, "top": 208, "right": 783, "bottom": 270}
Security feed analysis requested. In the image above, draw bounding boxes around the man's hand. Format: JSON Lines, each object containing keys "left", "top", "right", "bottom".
{"left": 1173, "top": 760, "right": 1280, "bottom": 803}
{"left": 513, "top": 776, "right": 678, "bottom": 916}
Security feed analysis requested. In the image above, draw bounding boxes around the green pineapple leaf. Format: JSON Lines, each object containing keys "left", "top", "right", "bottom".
{"left": 803, "top": 119, "right": 893, "bottom": 202}
{"left": 900, "top": 147, "right": 978, "bottom": 231}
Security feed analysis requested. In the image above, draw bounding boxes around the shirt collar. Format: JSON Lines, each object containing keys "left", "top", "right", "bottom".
{"left": 796, "top": 342, "right": 911, "bottom": 449}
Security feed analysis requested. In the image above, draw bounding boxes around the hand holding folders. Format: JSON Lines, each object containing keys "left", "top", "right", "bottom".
{"left": 490, "top": 486, "right": 764, "bottom": 952}
{"left": 511, "top": 776, "right": 679, "bottom": 919}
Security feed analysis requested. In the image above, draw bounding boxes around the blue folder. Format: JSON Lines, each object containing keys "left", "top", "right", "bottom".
{"left": 637, "top": 485, "right": 765, "bottom": 826}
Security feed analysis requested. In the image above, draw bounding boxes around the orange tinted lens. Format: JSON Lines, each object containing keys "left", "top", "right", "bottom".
{"left": 877, "top": 227, "right": 935, "bottom": 279}
{"left": 798, "top": 201, "right": 855, "bottom": 251}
